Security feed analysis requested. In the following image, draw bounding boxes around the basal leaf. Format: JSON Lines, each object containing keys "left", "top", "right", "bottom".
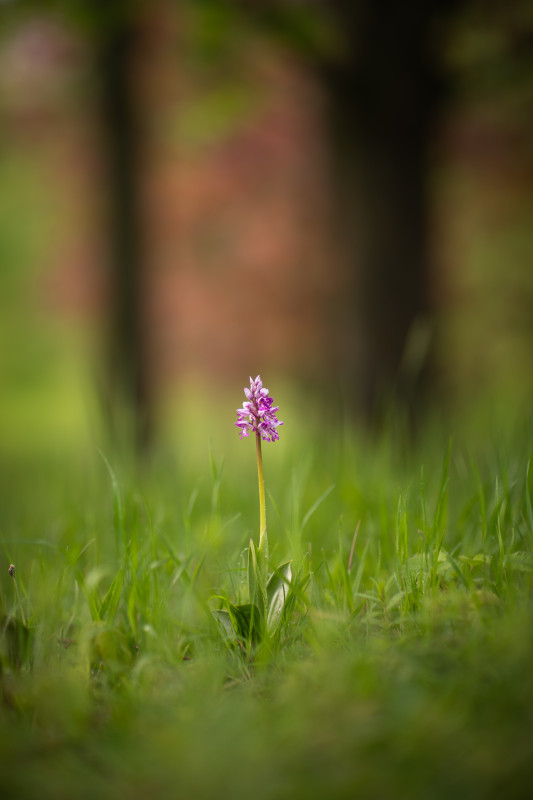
{"left": 230, "top": 603, "right": 262, "bottom": 641}
{"left": 266, "top": 561, "right": 292, "bottom": 633}
{"left": 212, "top": 609, "right": 238, "bottom": 641}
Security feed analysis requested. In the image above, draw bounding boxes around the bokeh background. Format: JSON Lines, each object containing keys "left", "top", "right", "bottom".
{"left": 1, "top": 0, "right": 533, "bottom": 455}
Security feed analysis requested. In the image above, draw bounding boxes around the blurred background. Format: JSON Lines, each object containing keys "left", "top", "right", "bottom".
{"left": 1, "top": 0, "right": 533, "bottom": 455}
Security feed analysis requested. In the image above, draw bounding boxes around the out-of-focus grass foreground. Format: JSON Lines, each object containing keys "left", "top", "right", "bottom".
{"left": 1, "top": 3, "right": 533, "bottom": 799}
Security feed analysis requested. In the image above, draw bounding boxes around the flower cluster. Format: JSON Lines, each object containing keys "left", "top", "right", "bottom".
{"left": 235, "top": 375, "right": 283, "bottom": 442}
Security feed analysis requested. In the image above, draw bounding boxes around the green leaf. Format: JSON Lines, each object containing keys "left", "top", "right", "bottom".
{"left": 0, "top": 615, "right": 32, "bottom": 670}
{"left": 213, "top": 603, "right": 262, "bottom": 644}
{"left": 503, "top": 552, "right": 533, "bottom": 573}
{"left": 75, "top": 569, "right": 100, "bottom": 622}
{"left": 230, "top": 603, "right": 262, "bottom": 641}
{"left": 258, "top": 526, "right": 269, "bottom": 572}
{"left": 351, "top": 540, "right": 369, "bottom": 596}
{"left": 98, "top": 450, "right": 125, "bottom": 560}
{"left": 433, "top": 440, "right": 452, "bottom": 539}
{"left": 266, "top": 561, "right": 292, "bottom": 633}
{"left": 212, "top": 609, "right": 238, "bottom": 642}
{"left": 127, "top": 584, "right": 138, "bottom": 637}
{"left": 459, "top": 553, "right": 491, "bottom": 569}
{"left": 385, "top": 591, "right": 405, "bottom": 613}
{"left": 337, "top": 549, "right": 354, "bottom": 615}
{"left": 98, "top": 569, "right": 124, "bottom": 622}
{"left": 445, "top": 551, "right": 470, "bottom": 588}
{"left": 526, "top": 461, "right": 533, "bottom": 535}
{"left": 301, "top": 485, "right": 335, "bottom": 532}
{"left": 400, "top": 553, "right": 426, "bottom": 582}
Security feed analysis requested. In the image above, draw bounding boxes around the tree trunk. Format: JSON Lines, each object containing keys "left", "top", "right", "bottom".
{"left": 95, "top": 8, "right": 152, "bottom": 452}
{"left": 322, "top": 1, "right": 445, "bottom": 425}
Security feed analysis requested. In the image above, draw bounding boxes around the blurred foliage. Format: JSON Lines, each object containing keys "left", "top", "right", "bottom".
{"left": 445, "top": 0, "right": 533, "bottom": 104}
{"left": 0, "top": 0, "right": 533, "bottom": 446}
{"left": 0, "top": 405, "right": 532, "bottom": 797}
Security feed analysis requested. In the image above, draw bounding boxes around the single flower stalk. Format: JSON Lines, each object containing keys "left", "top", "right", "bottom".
{"left": 235, "top": 375, "right": 283, "bottom": 551}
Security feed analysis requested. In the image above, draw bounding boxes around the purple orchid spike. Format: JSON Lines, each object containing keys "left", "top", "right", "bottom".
{"left": 235, "top": 375, "right": 283, "bottom": 442}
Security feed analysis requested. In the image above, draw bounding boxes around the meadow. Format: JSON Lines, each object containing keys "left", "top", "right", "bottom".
{"left": 1, "top": 388, "right": 533, "bottom": 800}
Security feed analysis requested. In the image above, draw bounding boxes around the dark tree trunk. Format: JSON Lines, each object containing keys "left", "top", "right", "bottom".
{"left": 95, "top": 8, "right": 152, "bottom": 452}
{"left": 322, "top": 1, "right": 448, "bottom": 425}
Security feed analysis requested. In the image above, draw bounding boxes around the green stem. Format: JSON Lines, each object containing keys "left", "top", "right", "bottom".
{"left": 256, "top": 432, "right": 267, "bottom": 550}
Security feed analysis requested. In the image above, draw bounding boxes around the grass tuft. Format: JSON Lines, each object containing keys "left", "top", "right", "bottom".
{"left": 0, "top": 412, "right": 533, "bottom": 797}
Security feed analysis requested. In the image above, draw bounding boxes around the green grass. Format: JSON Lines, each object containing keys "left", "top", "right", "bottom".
{"left": 1, "top": 407, "right": 533, "bottom": 799}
